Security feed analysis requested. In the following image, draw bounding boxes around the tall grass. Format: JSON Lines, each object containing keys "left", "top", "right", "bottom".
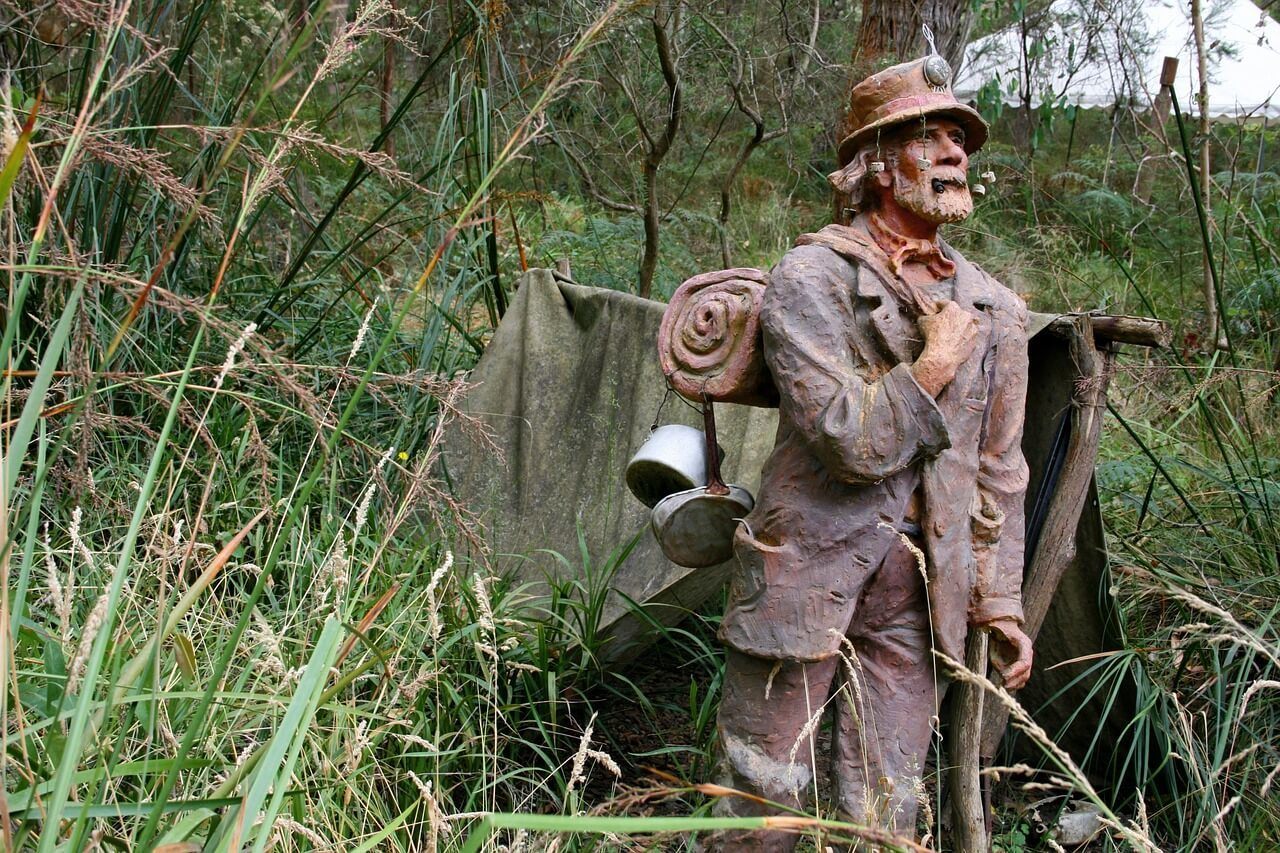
{"left": 0, "top": 0, "right": 641, "bottom": 849}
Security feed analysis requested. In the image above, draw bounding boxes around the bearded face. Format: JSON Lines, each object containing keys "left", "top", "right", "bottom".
{"left": 890, "top": 150, "right": 973, "bottom": 224}
{"left": 874, "top": 117, "right": 975, "bottom": 225}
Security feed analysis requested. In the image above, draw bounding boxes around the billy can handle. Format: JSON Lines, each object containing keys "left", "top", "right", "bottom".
{"left": 701, "top": 394, "right": 729, "bottom": 496}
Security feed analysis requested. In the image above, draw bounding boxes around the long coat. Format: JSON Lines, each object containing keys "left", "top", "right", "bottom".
{"left": 719, "top": 224, "right": 1030, "bottom": 664}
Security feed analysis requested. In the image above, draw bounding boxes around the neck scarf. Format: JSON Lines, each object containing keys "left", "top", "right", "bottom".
{"left": 867, "top": 211, "right": 957, "bottom": 280}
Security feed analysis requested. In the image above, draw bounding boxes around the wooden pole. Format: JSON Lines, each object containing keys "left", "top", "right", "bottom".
{"left": 1075, "top": 314, "right": 1170, "bottom": 348}
{"left": 1191, "top": 0, "right": 1225, "bottom": 348}
{"left": 947, "top": 310, "right": 1164, "bottom": 845}
{"left": 1134, "top": 57, "right": 1179, "bottom": 204}
{"left": 949, "top": 628, "right": 990, "bottom": 851}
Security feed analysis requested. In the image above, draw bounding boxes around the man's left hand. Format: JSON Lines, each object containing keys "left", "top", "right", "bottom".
{"left": 986, "top": 619, "right": 1033, "bottom": 690}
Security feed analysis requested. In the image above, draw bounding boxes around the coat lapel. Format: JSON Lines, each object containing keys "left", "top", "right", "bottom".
{"left": 856, "top": 266, "right": 920, "bottom": 364}
{"left": 794, "top": 224, "right": 923, "bottom": 365}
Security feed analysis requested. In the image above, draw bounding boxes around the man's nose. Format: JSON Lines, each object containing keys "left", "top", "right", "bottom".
{"left": 934, "top": 135, "right": 966, "bottom": 168}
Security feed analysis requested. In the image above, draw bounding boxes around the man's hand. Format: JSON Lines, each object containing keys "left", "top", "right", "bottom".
{"left": 912, "top": 301, "right": 981, "bottom": 397}
{"left": 986, "top": 618, "right": 1033, "bottom": 690}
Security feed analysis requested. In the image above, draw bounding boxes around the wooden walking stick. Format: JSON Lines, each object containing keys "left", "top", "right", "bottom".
{"left": 949, "top": 628, "right": 990, "bottom": 850}
{"left": 948, "top": 299, "right": 999, "bottom": 850}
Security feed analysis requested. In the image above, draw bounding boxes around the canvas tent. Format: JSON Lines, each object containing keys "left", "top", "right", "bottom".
{"left": 954, "top": 0, "right": 1280, "bottom": 120}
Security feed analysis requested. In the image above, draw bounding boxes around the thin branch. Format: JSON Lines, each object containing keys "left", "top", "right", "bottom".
{"left": 637, "top": 0, "right": 683, "bottom": 298}
{"left": 548, "top": 130, "right": 642, "bottom": 214}
{"left": 604, "top": 62, "right": 655, "bottom": 152}
{"left": 647, "top": 2, "right": 682, "bottom": 166}
{"left": 704, "top": 12, "right": 787, "bottom": 266}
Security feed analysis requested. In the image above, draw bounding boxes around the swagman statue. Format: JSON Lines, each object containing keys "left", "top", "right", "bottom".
{"left": 704, "top": 55, "right": 1034, "bottom": 849}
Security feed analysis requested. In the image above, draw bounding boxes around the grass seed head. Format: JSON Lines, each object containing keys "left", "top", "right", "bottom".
{"left": 215, "top": 322, "right": 258, "bottom": 389}
{"left": 67, "top": 593, "right": 110, "bottom": 694}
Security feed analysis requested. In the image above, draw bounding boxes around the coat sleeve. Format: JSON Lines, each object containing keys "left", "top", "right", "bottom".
{"left": 970, "top": 284, "right": 1031, "bottom": 625}
{"left": 760, "top": 245, "right": 950, "bottom": 486}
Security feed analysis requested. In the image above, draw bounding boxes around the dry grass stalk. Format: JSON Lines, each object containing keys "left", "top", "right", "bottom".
{"left": 250, "top": 611, "right": 302, "bottom": 684}
{"left": 341, "top": 719, "right": 371, "bottom": 777}
{"left": 78, "top": 133, "right": 216, "bottom": 223}
{"left": 1261, "top": 761, "right": 1280, "bottom": 797}
{"left": 214, "top": 322, "right": 257, "bottom": 390}
{"left": 423, "top": 550, "right": 454, "bottom": 644}
{"left": 316, "top": 538, "right": 349, "bottom": 612}
{"left": 835, "top": 633, "right": 880, "bottom": 822}
{"left": 1133, "top": 567, "right": 1279, "bottom": 669}
{"left": 353, "top": 444, "right": 395, "bottom": 537}
{"left": 785, "top": 701, "right": 824, "bottom": 791}
{"left": 316, "top": 0, "right": 419, "bottom": 83}
{"left": 408, "top": 770, "right": 445, "bottom": 853}
{"left": 283, "top": 127, "right": 415, "bottom": 188}
{"left": 267, "top": 816, "right": 329, "bottom": 850}
{"left": 471, "top": 572, "right": 499, "bottom": 661}
{"left": 348, "top": 303, "right": 375, "bottom": 363}
{"left": 2, "top": 75, "right": 19, "bottom": 160}
{"left": 566, "top": 712, "right": 621, "bottom": 795}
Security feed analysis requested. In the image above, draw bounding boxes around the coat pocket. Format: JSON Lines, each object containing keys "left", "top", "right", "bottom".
{"left": 727, "top": 527, "right": 791, "bottom": 612}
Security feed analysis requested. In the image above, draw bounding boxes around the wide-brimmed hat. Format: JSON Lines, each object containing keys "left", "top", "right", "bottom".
{"left": 837, "top": 55, "right": 988, "bottom": 167}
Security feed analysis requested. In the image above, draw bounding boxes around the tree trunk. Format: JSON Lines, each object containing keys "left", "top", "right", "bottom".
{"left": 640, "top": 159, "right": 661, "bottom": 300}
{"left": 850, "top": 0, "right": 973, "bottom": 82}
{"left": 1011, "top": 14, "right": 1037, "bottom": 154}
{"left": 949, "top": 628, "right": 990, "bottom": 852}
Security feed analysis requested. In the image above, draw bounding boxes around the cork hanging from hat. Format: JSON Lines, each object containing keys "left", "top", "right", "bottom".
{"left": 870, "top": 126, "right": 887, "bottom": 175}
{"left": 915, "top": 116, "right": 932, "bottom": 173}
{"left": 914, "top": 66, "right": 934, "bottom": 172}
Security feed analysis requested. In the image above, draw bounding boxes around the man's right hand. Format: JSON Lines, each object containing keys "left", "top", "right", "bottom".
{"left": 911, "top": 301, "right": 981, "bottom": 397}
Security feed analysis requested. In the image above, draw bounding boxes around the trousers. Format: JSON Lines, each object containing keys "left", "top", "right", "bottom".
{"left": 706, "top": 534, "right": 944, "bottom": 851}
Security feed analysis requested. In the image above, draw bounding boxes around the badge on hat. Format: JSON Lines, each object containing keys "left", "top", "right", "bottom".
{"left": 923, "top": 55, "right": 952, "bottom": 90}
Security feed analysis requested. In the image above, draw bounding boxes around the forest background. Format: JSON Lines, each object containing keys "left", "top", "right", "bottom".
{"left": 1, "top": 0, "right": 1278, "bottom": 849}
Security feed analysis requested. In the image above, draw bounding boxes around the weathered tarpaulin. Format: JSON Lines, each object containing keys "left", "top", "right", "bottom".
{"left": 443, "top": 269, "right": 1123, "bottom": 757}
{"left": 444, "top": 269, "right": 778, "bottom": 660}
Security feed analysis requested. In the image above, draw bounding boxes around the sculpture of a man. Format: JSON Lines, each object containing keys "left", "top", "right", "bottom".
{"left": 709, "top": 56, "right": 1034, "bottom": 849}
